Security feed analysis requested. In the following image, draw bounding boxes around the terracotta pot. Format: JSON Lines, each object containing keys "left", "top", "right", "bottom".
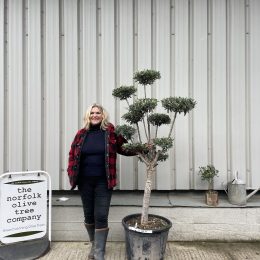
{"left": 205, "top": 190, "right": 218, "bottom": 206}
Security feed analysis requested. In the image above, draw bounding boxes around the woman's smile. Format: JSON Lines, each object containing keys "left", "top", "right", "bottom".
{"left": 90, "top": 107, "right": 102, "bottom": 125}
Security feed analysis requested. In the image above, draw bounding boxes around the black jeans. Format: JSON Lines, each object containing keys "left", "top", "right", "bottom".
{"left": 78, "top": 176, "right": 112, "bottom": 229}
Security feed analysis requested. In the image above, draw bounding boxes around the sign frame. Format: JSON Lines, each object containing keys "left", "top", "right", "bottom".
{"left": 0, "top": 171, "right": 52, "bottom": 244}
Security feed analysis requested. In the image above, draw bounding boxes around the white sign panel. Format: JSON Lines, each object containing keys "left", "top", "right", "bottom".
{"left": 0, "top": 173, "right": 48, "bottom": 244}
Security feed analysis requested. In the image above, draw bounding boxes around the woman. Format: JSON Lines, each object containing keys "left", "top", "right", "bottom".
{"left": 67, "top": 104, "right": 134, "bottom": 260}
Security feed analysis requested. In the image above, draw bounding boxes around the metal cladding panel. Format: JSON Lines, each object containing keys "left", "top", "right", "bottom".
{"left": 229, "top": 0, "right": 246, "bottom": 183}
{"left": 0, "top": 0, "right": 4, "bottom": 175}
{"left": 211, "top": 0, "right": 228, "bottom": 189}
{"left": 81, "top": 0, "right": 97, "bottom": 114}
{"left": 27, "top": 0, "right": 42, "bottom": 171}
{"left": 155, "top": 0, "right": 172, "bottom": 190}
{"left": 100, "top": 0, "right": 115, "bottom": 121}
{"left": 249, "top": 0, "right": 260, "bottom": 188}
{"left": 45, "top": 0, "right": 60, "bottom": 188}
{"left": 136, "top": 0, "right": 153, "bottom": 190}
{"left": 137, "top": 0, "right": 152, "bottom": 71}
{"left": 62, "top": 0, "right": 79, "bottom": 189}
{"left": 0, "top": 0, "right": 260, "bottom": 190}
{"left": 174, "top": 0, "right": 190, "bottom": 189}
{"left": 8, "top": 0, "right": 23, "bottom": 171}
{"left": 193, "top": 0, "right": 208, "bottom": 189}
{"left": 117, "top": 0, "right": 135, "bottom": 190}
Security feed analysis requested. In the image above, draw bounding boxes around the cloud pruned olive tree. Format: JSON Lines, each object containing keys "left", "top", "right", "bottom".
{"left": 113, "top": 69, "right": 196, "bottom": 227}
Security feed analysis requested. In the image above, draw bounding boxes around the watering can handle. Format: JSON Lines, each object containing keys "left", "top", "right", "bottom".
{"left": 222, "top": 182, "right": 228, "bottom": 195}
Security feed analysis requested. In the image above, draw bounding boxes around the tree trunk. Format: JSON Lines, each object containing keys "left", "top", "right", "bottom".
{"left": 208, "top": 179, "right": 214, "bottom": 190}
{"left": 141, "top": 165, "right": 155, "bottom": 225}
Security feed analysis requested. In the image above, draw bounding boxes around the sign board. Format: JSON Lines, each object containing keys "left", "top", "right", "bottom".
{"left": 0, "top": 172, "right": 50, "bottom": 244}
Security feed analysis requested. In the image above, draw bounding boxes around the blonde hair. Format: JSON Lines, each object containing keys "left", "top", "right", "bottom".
{"left": 83, "top": 103, "right": 110, "bottom": 130}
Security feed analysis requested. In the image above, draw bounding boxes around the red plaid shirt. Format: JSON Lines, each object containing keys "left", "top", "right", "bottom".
{"left": 67, "top": 123, "right": 134, "bottom": 189}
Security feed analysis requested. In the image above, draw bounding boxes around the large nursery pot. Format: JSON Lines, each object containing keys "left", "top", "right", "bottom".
{"left": 122, "top": 213, "right": 172, "bottom": 260}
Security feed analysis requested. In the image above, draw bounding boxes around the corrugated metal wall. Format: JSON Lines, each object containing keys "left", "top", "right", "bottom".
{"left": 0, "top": 0, "right": 260, "bottom": 190}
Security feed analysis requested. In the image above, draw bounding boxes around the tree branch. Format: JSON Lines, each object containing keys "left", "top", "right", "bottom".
{"left": 155, "top": 126, "right": 158, "bottom": 138}
{"left": 152, "top": 151, "right": 160, "bottom": 167}
{"left": 168, "top": 112, "right": 177, "bottom": 138}
{"left": 142, "top": 118, "right": 149, "bottom": 141}
{"left": 144, "top": 85, "right": 147, "bottom": 99}
{"left": 136, "top": 123, "right": 142, "bottom": 143}
{"left": 147, "top": 113, "right": 151, "bottom": 142}
{"left": 137, "top": 153, "right": 149, "bottom": 166}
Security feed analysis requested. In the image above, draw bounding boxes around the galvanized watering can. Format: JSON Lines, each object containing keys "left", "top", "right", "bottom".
{"left": 224, "top": 172, "right": 260, "bottom": 206}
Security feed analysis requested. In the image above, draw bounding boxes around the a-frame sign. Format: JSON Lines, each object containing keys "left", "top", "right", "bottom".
{"left": 0, "top": 171, "right": 51, "bottom": 260}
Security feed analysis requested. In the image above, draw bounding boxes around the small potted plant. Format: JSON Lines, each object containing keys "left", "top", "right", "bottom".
{"left": 199, "top": 164, "right": 219, "bottom": 206}
{"left": 112, "top": 69, "right": 196, "bottom": 259}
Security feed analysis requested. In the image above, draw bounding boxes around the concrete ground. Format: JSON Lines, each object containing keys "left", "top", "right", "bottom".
{"left": 39, "top": 241, "right": 260, "bottom": 260}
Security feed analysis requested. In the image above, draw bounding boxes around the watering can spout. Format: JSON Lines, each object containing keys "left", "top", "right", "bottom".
{"left": 246, "top": 187, "right": 260, "bottom": 201}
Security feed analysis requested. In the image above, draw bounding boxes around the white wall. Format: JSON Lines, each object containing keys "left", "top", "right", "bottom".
{"left": 0, "top": 0, "right": 260, "bottom": 190}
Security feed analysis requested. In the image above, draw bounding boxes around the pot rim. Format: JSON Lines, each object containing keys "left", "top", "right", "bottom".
{"left": 206, "top": 190, "right": 218, "bottom": 194}
{"left": 122, "top": 213, "right": 172, "bottom": 234}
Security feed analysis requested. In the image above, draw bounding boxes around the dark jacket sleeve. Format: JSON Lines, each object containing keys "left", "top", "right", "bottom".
{"left": 67, "top": 133, "right": 77, "bottom": 172}
{"left": 67, "top": 130, "right": 81, "bottom": 189}
{"left": 116, "top": 134, "right": 137, "bottom": 156}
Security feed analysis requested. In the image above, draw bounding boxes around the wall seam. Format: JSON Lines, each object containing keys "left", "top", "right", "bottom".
{"left": 3, "top": 0, "right": 9, "bottom": 172}
{"left": 23, "top": 0, "right": 28, "bottom": 171}
{"left": 188, "top": 0, "right": 194, "bottom": 189}
{"left": 226, "top": 0, "right": 232, "bottom": 182}
{"left": 245, "top": 0, "right": 251, "bottom": 186}
{"left": 170, "top": 0, "right": 176, "bottom": 190}
{"left": 96, "top": 0, "right": 101, "bottom": 103}
{"left": 59, "top": 0, "right": 64, "bottom": 189}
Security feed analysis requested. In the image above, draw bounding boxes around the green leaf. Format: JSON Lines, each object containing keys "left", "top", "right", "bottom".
{"left": 115, "top": 125, "right": 136, "bottom": 140}
{"left": 162, "top": 97, "right": 196, "bottom": 114}
{"left": 154, "top": 137, "right": 173, "bottom": 151}
{"left": 158, "top": 153, "right": 169, "bottom": 162}
{"left": 122, "top": 110, "right": 144, "bottom": 124}
{"left": 122, "top": 99, "right": 158, "bottom": 124}
{"left": 130, "top": 98, "right": 158, "bottom": 114}
{"left": 148, "top": 113, "right": 171, "bottom": 126}
{"left": 199, "top": 165, "right": 219, "bottom": 181}
{"left": 133, "top": 69, "right": 161, "bottom": 86}
{"left": 112, "top": 86, "right": 137, "bottom": 100}
{"left": 122, "top": 143, "right": 148, "bottom": 153}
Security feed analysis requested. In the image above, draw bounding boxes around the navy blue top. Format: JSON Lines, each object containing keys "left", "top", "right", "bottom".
{"left": 79, "top": 124, "right": 106, "bottom": 177}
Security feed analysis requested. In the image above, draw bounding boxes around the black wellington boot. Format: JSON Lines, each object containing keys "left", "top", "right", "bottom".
{"left": 94, "top": 228, "right": 109, "bottom": 260}
{"left": 85, "top": 223, "right": 95, "bottom": 259}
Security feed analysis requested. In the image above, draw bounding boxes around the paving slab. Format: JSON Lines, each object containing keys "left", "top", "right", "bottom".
{"left": 38, "top": 241, "right": 260, "bottom": 260}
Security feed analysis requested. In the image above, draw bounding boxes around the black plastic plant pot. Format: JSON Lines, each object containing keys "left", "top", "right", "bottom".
{"left": 122, "top": 214, "right": 172, "bottom": 260}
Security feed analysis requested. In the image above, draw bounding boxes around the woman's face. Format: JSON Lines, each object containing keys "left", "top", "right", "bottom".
{"left": 90, "top": 106, "right": 103, "bottom": 125}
